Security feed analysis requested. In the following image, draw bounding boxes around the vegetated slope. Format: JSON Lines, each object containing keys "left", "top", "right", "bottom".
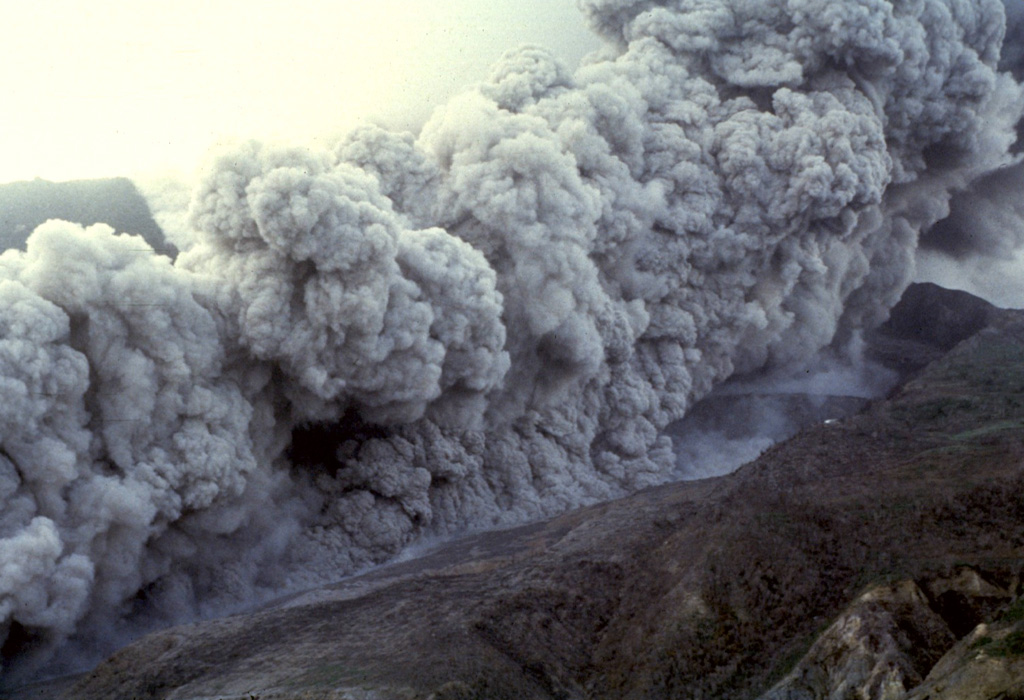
{"left": 0, "top": 178, "right": 174, "bottom": 257}
{"left": 23, "top": 287, "right": 1024, "bottom": 699}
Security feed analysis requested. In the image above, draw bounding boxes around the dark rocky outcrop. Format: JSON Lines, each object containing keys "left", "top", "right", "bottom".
{"left": 897, "top": 281, "right": 1002, "bottom": 348}
{"left": 763, "top": 575, "right": 1019, "bottom": 699}
{"left": 867, "top": 282, "right": 1004, "bottom": 380}
{"left": 6, "top": 284, "right": 1024, "bottom": 700}
{"left": 905, "top": 617, "right": 1024, "bottom": 699}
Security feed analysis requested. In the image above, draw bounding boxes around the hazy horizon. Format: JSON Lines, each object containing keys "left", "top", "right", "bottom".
{"left": 0, "top": 0, "right": 602, "bottom": 185}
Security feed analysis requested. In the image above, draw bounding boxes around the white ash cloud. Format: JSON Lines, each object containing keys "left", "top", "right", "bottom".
{"left": 133, "top": 174, "right": 196, "bottom": 252}
{"left": 913, "top": 0, "right": 1024, "bottom": 302}
{"left": 916, "top": 246, "right": 1024, "bottom": 308}
{"left": 181, "top": 141, "right": 509, "bottom": 426}
{"left": 2, "top": 0, "right": 1023, "bottom": 679}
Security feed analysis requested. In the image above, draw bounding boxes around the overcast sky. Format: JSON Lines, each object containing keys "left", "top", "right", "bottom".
{"left": 0, "top": 0, "right": 602, "bottom": 184}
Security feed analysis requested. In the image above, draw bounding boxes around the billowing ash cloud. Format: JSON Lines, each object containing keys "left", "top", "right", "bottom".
{"left": 2, "top": 0, "right": 1022, "bottom": 678}
{"left": 913, "top": 0, "right": 1024, "bottom": 305}
{"left": 1002, "top": 0, "right": 1024, "bottom": 80}
{"left": 917, "top": 0, "right": 1024, "bottom": 259}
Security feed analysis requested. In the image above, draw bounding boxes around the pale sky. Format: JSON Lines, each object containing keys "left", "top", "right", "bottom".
{"left": 0, "top": 0, "right": 602, "bottom": 184}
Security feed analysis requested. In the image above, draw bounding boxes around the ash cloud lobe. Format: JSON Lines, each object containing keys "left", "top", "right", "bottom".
{"left": 2, "top": 0, "right": 1022, "bottom": 678}
{"left": 913, "top": 0, "right": 1024, "bottom": 304}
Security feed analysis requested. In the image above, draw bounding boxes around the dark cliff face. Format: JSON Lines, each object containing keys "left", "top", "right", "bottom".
{"left": 7, "top": 285, "right": 1024, "bottom": 700}
{"left": 867, "top": 282, "right": 1006, "bottom": 381}
{"left": 876, "top": 282, "right": 999, "bottom": 352}
{"left": 0, "top": 178, "right": 175, "bottom": 258}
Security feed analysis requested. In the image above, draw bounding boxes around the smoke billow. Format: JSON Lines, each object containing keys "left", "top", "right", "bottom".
{"left": 2, "top": 0, "right": 1022, "bottom": 679}
{"left": 913, "top": 0, "right": 1024, "bottom": 307}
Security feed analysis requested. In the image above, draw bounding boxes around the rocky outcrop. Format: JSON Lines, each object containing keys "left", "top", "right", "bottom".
{"left": 761, "top": 581, "right": 957, "bottom": 700}
{"left": 906, "top": 619, "right": 1024, "bottom": 699}
{"left": 866, "top": 282, "right": 1002, "bottom": 380}
{"left": 762, "top": 572, "right": 1023, "bottom": 700}
{"left": 6, "top": 286, "right": 1024, "bottom": 699}
{"left": 875, "top": 282, "right": 1000, "bottom": 353}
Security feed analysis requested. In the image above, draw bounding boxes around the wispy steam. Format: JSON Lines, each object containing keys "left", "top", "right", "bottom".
{"left": 1, "top": 0, "right": 1022, "bottom": 678}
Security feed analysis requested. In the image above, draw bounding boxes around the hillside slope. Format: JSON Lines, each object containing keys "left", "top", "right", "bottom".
{"left": 8, "top": 285, "right": 1024, "bottom": 700}
{"left": 0, "top": 178, "right": 174, "bottom": 257}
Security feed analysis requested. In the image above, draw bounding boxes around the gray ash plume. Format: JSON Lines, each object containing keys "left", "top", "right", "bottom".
{"left": 1, "top": 0, "right": 1022, "bottom": 679}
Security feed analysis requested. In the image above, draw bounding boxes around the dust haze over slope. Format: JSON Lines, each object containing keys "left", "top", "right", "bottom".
{"left": 2, "top": 0, "right": 1024, "bottom": 681}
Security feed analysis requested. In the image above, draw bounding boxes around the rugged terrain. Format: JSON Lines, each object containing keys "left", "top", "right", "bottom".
{"left": 6, "top": 283, "right": 1024, "bottom": 700}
